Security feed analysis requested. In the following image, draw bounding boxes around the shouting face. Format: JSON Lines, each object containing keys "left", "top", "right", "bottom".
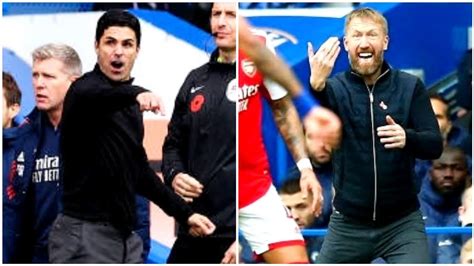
{"left": 344, "top": 17, "right": 388, "bottom": 83}
{"left": 95, "top": 26, "right": 139, "bottom": 82}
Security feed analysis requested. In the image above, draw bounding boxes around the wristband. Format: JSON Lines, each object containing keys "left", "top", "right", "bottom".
{"left": 292, "top": 89, "right": 319, "bottom": 118}
{"left": 297, "top": 158, "right": 313, "bottom": 171}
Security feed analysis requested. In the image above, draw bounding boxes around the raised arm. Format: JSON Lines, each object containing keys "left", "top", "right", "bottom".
{"left": 307, "top": 37, "right": 341, "bottom": 91}
{"left": 239, "top": 16, "right": 303, "bottom": 97}
{"left": 239, "top": 18, "right": 342, "bottom": 149}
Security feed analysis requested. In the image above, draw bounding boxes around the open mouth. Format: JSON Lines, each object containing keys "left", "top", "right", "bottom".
{"left": 358, "top": 52, "right": 373, "bottom": 59}
{"left": 111, "top": 60, "right": 124, "bottom": 70}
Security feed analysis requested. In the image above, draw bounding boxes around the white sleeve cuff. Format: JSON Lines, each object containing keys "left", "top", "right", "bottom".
{"left": 296, "top": 158, "right": 313, "bottom": 171}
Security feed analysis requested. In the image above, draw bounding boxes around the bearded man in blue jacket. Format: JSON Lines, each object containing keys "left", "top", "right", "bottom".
{"left": 307, "top": 7, "right": 442, "bottom": 263}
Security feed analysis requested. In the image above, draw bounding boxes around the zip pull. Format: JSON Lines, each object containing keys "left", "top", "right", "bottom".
{"left": 369, "top": 92, "right": 374, "bottom": 104}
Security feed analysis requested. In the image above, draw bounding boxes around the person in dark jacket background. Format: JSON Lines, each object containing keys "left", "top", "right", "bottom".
{"left": 2, "top": 72, "right": 22, "bottom": 130}
{"left": 2, "top": 71, "right": 24, "bottom": 262}
{"left": 419, "top": 146, "right": 470, "bottom": 263}
{"left": 286, "top": 133, "right": 334, "bottom": 230}
{"left": 162, "top": 2, "right": 236, "bottom": 264}
{"left": 3, "top": 44, "right": 152, "bottom": 263}
{"left": 415, "top": 94, "right": 471, "bottom": 191}
{"left": 432, "top": 181, "right": 471, "bottom": 264}
{"left": 48, "top": 10, "right": 215, "bottom": 263}
{"left": 2, "top": 72, "right": 22, "bottom": 197}
{"left": 307, "top": 7, "right": 443, "bottom": 263}
{"left": 2, "top": 44, "right": 81, "bottom": 263}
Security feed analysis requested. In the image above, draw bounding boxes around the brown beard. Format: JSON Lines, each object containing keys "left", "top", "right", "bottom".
{"left": 349, "top": 51, "right": 384, "bottom": 77}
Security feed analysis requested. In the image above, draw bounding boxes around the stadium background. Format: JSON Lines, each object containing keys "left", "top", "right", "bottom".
{"left": 2, "top": 2, "right": 472, "bottom": 263}
{"left": 3, "top": 2, "right": 217, "bottom": 263}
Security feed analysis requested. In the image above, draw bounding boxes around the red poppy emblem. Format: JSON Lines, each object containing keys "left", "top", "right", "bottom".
{"left": 190, "top": 94, "right": 205, "bottom": 112}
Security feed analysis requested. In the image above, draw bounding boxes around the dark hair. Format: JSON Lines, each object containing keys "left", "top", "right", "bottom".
{"left": 2, "top": 72, "right": 21, "bottom": 106}
{"left": 434, "top": 146, "right": 468, "bottom": 168}
{"left": 428, "top": 92, "right": 450, "bottom": 116}
{"left": 95, "top": 9, "right": 141, "bottom": 47}
{"left": 428, "top": 92, "right": 448, "bottom": 105}
{"left": 279, "top": 178, "right": 301, "bottom": 195}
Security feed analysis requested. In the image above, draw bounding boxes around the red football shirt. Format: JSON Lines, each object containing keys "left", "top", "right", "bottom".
{"left": 238, "top": 32, "right": 287, "bottom": 208}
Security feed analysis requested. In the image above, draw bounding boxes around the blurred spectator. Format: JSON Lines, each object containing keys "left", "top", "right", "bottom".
{"left": 415, "top": 94, "right": 472, "bottom": 190}
{"left": 437, "top": 186, "right": 472, "bottom": 263}
{"left": 2, "top": 72, "right": 22, "bottom": 129}
{"left": 279, "top": 178, "right": 317, "bottom": 229}
{"left": 430, "top": 94, "right": 471, "bottom": 153}
{"left": 459, "top": 186, "right": 472, "bottom": 227}
{"left": 460, "top": 238, "right": 472, "bottom": 264}
{"left": 2, "top": 72, "right": 24, "bottom": 262}
{"left": 286, "top": 131, "right": 334, "bottom": 229}
{"left": 278, "top": 178, "right": 325, "bottom": 263}
{"left": 419, "top": 146, "right": 469, "bottom": 263}
{"left": 240, "top": 170, "right": 332, "bottom": 263}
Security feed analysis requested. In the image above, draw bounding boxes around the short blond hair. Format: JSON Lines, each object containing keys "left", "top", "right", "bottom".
{"left": 344, "top": 7, "right": 388, "bottom": 35}
{"left": 32, "top": 43, "right": 82, "bottom": 77}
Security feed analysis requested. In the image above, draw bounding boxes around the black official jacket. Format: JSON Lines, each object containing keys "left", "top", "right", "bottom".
{"left": 162, "top": 49, "right": 236, "bottom": 237}
{"left": 312, "top": 61, "right": 443, "bottom": 225}
{"left": 60, "top": 64, "right": 193, "bottom": 234}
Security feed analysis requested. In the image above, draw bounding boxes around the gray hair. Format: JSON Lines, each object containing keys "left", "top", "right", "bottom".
{"left": 32, "top": 43, "right": 82, "bottom": 76}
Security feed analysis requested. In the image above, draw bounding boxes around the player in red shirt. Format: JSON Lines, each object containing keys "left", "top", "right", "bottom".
{"left": 239, "top": 30, "right": 320, "bottom": 263}
{"left": 238, "top": 16, "right": 341, "bottom": 147}
{"left": 238, "top": 17, "right": 341, "bottom": 264}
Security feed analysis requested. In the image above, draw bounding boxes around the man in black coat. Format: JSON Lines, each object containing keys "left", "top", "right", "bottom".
{"left": 307, "top": 7, "right": 443, "bottom": 263}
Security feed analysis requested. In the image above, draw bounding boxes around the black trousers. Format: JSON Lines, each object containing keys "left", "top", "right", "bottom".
{"left": 316, "top": 209, "right": 430, "bottom": 263}
{"left": 167, "top": 235, "right": 235, "bottom": 263}
{"left": 48, "top": 214, "right": 143, "bottom": 263}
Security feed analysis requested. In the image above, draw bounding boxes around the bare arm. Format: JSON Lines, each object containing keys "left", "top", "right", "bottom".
{"left": 269, "top": 95, "right": 307, "bottom": 161}
{"left": 240, "top": 16, "right": 342, "bottom": 149}
{"left": 270, "top": 95, "right": 324, "bottom": 215}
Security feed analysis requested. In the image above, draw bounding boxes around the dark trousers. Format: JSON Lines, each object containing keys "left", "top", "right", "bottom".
{"left": 48, "top": 214, "right": 143, "bottom": 263}
{"left": 316, "top": 209, "right": 430, "bottom": 263}
{"left": 167, "top": 235, "right": 235, "bottom": 263}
